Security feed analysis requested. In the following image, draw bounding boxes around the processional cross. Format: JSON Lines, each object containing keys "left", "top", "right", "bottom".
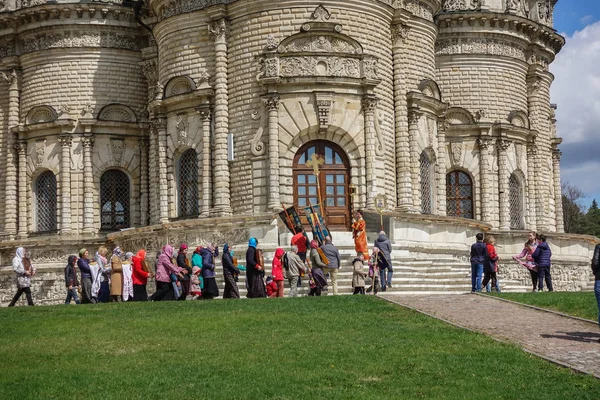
{"left": 305, "top": 153, "right": 325, "bottom": 207}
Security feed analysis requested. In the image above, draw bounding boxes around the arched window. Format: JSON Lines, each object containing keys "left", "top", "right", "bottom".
{"left": 420, "top": 151, "right": 433, "bottom": 214}
{"left": 446, "top": 170, "right": 473, "bottom": 219}
{"left": 100, "top": 169, "right": 130, "bottom": 230}
{"left": 178, "top": 149, "right": 199, "bottom": 217}
{"left": 35, "top": 171, "right": 57, "bottom": 232}
{"left": 509, "top": 173, "right": 524, "bottom": 229}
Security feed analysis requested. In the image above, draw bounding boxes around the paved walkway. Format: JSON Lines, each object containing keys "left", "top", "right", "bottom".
{"left": 381, "top": 294, "right": 600, "bottom": 378}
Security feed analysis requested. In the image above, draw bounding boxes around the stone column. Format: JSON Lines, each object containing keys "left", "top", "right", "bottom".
{"left": 5, "top": 70, "right": 19, "bottom": 237}
{"left": 497, "top": 139, "right": 511, "bottom": 230}
{"left": 154, "top": 118, "right": 169, "bottom": 223}
{"left": 209, "top": 18, "right": 232, "bottom": 216}
{"left": 58, "top": 135, "right": 72, "bottom": 234}
{"left": 362, "top": 95, "right": 378, "bottom": 209}
{"left": 408, "top": 108, "right": 422, "bottom": 210}
{"left": 16, "top": 140, "right": 27, "bottom": 237}
{"left": 436, "top": 118, "right": 448, "bottom": 216}
{"left": 82, "top": 135, "right": 95, "bottom": 233}
{"left": 197, "top": 106, "right": 212, "bottom": 217}
{"left": 477, "top": 138, "right": 493, "bottom": 225}
{"left": 139, "top": 138, "right": 149, "bottom": 226}
{"left": 526, "top": 143, "right": 537, "bottom": 231}
{"left": 263, "top": 93, "right": 281, "bottom": 212}
{"left": 552, "top": 150, "right": 564, "bottom": 233}
{"left": 392, "top": 23, "right": 414, "bottom": 212}
{"left": 148, "top": 124, "right": 158, "bottom": 224}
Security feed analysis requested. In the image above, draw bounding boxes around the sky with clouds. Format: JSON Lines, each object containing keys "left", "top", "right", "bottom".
{"left": 551, "top": 1, "right": 600, "bottom": 208}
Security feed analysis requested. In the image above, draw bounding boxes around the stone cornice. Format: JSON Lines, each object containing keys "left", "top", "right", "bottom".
{"left": 435, "top": 11, "right": 564, "bottom": 54}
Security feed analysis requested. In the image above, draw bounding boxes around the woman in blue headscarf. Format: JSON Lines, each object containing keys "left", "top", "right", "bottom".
{"left": 246, "top": 238, "right": 266, "bottom": 298}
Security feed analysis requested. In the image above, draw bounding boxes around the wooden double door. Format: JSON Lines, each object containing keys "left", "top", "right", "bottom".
{"left": 293, "top": 141, "right": 351, "bottom": 229}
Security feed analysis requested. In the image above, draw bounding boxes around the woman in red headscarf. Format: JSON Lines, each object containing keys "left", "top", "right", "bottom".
{"left": 132, "top": 249, "right": 153, "bottom": 301}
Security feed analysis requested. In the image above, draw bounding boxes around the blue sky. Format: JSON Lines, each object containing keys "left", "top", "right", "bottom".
{"left": 550, "top": 0, "right": 600, "bottom": 210}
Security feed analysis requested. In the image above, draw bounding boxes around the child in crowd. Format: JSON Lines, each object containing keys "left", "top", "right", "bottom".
{"left": 190, "top": 266, "right": 203, "bottom": 299}
{"left": 64, "top": 255, "right": 81, "bottom": 305}
{"left": 266, "top": 276, "right": 278, "bottom": 298}
{"left": 352, "top": 253, "right": 367, "bottom": 295}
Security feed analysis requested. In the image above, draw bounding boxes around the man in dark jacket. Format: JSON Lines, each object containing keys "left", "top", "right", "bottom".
{"left": 321, "top": 236, "right": 341, "bottom": 295}
{"left": 470, "top": 233, "right": 487, "bottom": 292}
{"left": 532, "top": 234, "right": 553, "bottom": 291}
{"left": 591, "top": 243, "right": 600, "bottom": 334}
{"left": 374, "top": 231, "right": 393, "bottom": 291}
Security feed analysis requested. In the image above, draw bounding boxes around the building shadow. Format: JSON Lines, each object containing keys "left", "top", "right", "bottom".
{"left": 540, "top": 331, "right": 600, "bottom": 344}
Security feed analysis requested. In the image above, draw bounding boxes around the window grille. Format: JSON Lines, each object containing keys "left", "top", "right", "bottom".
{"left": 36, "top": 171, "right": 57, "bottom": 232}
{"left": 509, "top": 173, "right": 524, "bottom": 229}
{"left": 100, "top": 169, "right": 130, "bottom": 230}
{"left": 179, "top": 149, "right": 199, "bottom": 217}
{"left": 420, "top": 152, "right": 433, "bottom": 214}
{"left": 446, "top": 170, "right": 473, "bottom": 219}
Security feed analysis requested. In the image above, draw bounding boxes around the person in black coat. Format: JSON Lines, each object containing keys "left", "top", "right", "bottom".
{"left": 246, "top": 237, "right": 266, "bottom": 298}
{"left": 222, "top": 243, "right": 240, "bottom": 299}
{"left": 532, "top": 235, "right": 553, "bottom": 292}
{"left": 176, "top": 244, "right": 192, "bottom": 300}
{"left": 64, "top": 255, "right": 81, "bottom": 305}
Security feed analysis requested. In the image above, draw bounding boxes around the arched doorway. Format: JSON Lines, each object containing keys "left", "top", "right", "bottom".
{"left": 293, "top": 141, "right": 351, "bottom": 229}
{"left": 100, "top": 169, "right": 130, "bottom": 230}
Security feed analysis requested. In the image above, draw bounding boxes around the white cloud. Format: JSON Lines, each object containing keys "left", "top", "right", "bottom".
{"left": 580, "top": 15, "right": 595, "bottom": 25}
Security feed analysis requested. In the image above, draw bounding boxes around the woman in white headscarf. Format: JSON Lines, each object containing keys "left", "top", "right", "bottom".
{"left": 8, "top": 247, "right": 36, "bottom": 307}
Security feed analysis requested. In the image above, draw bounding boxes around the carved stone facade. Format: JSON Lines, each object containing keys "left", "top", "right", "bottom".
{"left": 0, "top": 0, "right": 566, "bottom": 243}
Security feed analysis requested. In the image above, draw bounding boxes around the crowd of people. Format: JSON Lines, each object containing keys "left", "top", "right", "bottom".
{"left": 470, "top": 231, "right": 554, "bottom": 293}
{"left": 6, "top": 210, "right": 396, "bottom": 306}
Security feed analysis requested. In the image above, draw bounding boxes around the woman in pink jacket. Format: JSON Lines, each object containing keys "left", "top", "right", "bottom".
{"left": 512, "top": 231, "right": 538, "bottom": 292}
{"left": 271, "top": 248, "right": 285, "bottom": 298}
{"left": 150, "top": 245, "right": 183, "bottom": 301}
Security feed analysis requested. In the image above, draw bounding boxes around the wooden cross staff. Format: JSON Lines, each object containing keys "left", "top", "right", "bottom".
{"left": 306, "top": 153, "right": 325, "bottom": 208}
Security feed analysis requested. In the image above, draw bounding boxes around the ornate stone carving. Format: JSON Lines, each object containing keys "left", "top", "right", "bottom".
{"left": 21, "top": 31, "right": 142, "bottom": 53}
{"left": 536, "top": 0, "right": 553, "bottom": 25}
{"left": 497, "top": 139, "right": 511, "bottom": 152}
{"left": 435, "top": 38, "right": 526, "bottom": 62}
{"left": 250, "top": 108, "right": 266, "bottom": 157}
{"left": 196, "top": 106, "right": 211, "bottom": 121}
{"left": 176, "top": 114, "right": 188, "bottom": 144}
{"left": 474, "top": 109, "right": 486, "bottom": 122}
{"left": 362, "top": 95, "right": 378, "bottom": 114}
{"left": 98, "top": 104, "right": 137, "bottom": 122}
{"left": 552, "top": 150, "right": 561, "bottom": 162}
{"left": 450, "top": 142, "right": 462, "bottom": 165}
{"left": 391, "top": 24, "right": 411, "bottom": 44}
{"left": 265, "top": 35, "right": 278, "bottom": 51}
{"left": 426, "top": 117, "right": 435, "bottom": 147}
{"left": 477, "top": 138, "right": 493, "bottom": 150}
{"left": 262, "top": 93, "right": 280, "bottom": 111}
{"left": 154, "top": 81, "right": 165, "bottom": 101}
{"left": 152, "top": 117, "right": 167, "bottom": 131}
{"left": 209, "top": 18, "right": 228, "bottom": 43}
{"left": 278, "top": 35, "right": 362, "bottom": 54}
{"left": 362, "top": 58, "right": 379, "bottom": 80}
{"left": 404, "top": 0, "right": 434, "bottom": 20}
{"left": 442, "top": 0, "right": 480, "bottom": 11}
{"left": 374, "top": 110, "right": 386, "bottom": 156}
{"left": 139, "top": 59, "right": 157, "bottom": 82}
{"left": 82, "top": 136, "right": 95, "bottom": 148}
{"left": 311, "top": 5, "right": 331, "bottom": 22}
{"left": 280, "top": 56, "right": 361, "bottom": 78}
{"left": 26, "top": 105, "right": 57, "bottom": 125}
{"left": 165, "top": 76, "right": 196, "bottom": 97}
{"left": 527, "top": 144, "right": 538, "bottom": 156}
{"left": 408, "top": 110, "right": 422, "bottom": 125}
{"left": 111, "top": 138, "right": 124, "bottom": 164}
{"left": 58, "top": 135, "right": 72, "bottom": 148}
{"left": 35, "top": 139, "right": 46, "bottom": 165}
{"left": 161, "top": 0, "right": 224, "bottom": 20}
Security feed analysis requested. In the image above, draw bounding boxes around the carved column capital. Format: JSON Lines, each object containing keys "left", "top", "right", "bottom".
{"left": 391, "top": 23, "right": 411, "bottom": 44}
{"left": 209, "top": 18, "right": 229, "bottom": 43}
{"left": 408, "top": 109, "right": 422, "bottom": 125}
{"left": 58, "top": 135, "right": 72, "bottom": 147}
{"left": 497, "top": 139, "right": 511, "bottom": 151}
{"left": 552, "top": 150, "right": 562, "bottom": 162}
{"left": 196, "top": 105, "right": 212, "bottom": 121}
{"left": 362, "top": 95, "right": 378, "bottom": 114}
{"left": 151, "top": 117, "right": 167, "bottom": 131}
{"left": 477, "top": 138, "right": 493, "bottom": 150}
{"left": 14, "top": 140, "right": 27, "bottom": 154}
{"left": 82, "top": 135, "right": 95, "bottom": 148}
{"left": 262, "top": 93, "right": 280, "bottom": 111}
{"left": 527, "top": 144, "right": 538, "bottom": 156}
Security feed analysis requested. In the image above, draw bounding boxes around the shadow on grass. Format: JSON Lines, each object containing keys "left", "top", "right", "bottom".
{"left": 540, "top": 331, "right": 600, "bottom": 344}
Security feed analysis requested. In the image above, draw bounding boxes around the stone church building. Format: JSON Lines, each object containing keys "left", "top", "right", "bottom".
{"left": 0, "top": 0, "right": 565, "bottom": 238}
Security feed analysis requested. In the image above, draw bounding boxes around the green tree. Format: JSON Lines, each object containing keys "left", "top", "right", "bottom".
{"left": 561, "top": 181, "right": 586, "bottom": 234}
{"left": 583, "top": 199, "right": 600, "bottom": 237}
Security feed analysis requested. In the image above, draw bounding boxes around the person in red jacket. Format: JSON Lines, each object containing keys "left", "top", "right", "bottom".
{"left": 265, "top": 276, "right": 278, "bottom": 298}
{"left": 290, "top": 227, "right": 308, "bottom": 262}
{"left": 482, "top": 235, "right": 500, "bottom": 292}
{"left": 132, "top": 249, "right": 153, "bottom": 301}
{"left": 271, "top": 248, "right": 285, "bottom": 298}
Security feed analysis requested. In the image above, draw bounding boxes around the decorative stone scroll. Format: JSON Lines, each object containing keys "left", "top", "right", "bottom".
{"left": 98, "top": 104, "right": 137, "bottom": 122}
{"left": 250, "top": 109, "right": 266, "bottom": 157}
{"left": 435, "top": 38, "right": 526, "bottom": 62}
{"left": 176, "top": 114, "right": 188, "bottom": 144}
{"left": 35, "top": 139, "right": 46, "bottom": 165}
{"left": 449, "top": 142, "right": 462, "bottom": 166}
{"left": 165, "top": 76, "right": 196, "bottom": 97}
{"left": 26, "top": 105, "right": 57, "bottom": 125}
{"left": 311, "top": 5, "right": 331, "bottom": 22}
{"left": 280, "top": 56, "right": 361, "bottom": 78}
{"left": 277, "top": 34, "right": 362, "bottom": 55}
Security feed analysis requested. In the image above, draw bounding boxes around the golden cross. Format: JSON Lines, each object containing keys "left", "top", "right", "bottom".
{"left": 305, "top": 153, "right": 324, "bottom": 176}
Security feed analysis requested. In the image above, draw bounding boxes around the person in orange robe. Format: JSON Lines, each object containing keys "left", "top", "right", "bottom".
{"left": 352, "top": 210, "right": 369, "bottom": 258}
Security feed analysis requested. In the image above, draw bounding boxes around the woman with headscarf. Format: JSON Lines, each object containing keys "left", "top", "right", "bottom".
{"left": 122, "top": 252, "right": 134, "bottom": 302}
{"left": 110, "top": 247, "right": 124, "bottom": 302}
{"left": 150, "top": 245, "right": 183, "bottom": 301}
{"left": 77, "top": 248, "right": 96, "bottom": 304}
{"left": 8, "top": 247, "right": 35, "bottom": 307}
{"left": 64, "top": 255, "right": 81, "bottom": 304}
{"left": 200, "top": 244, "right": 219, "bottom": 299}
{"left": 95, "top": 246, "right": 111, "bottom": 303}
{"left": 246, "top": 238, "right": 266, "bottom": 298}
{"left": 176, "top": 244, "right": 192, "bottom": 300}
{"left": 271, "top": 248, "right": 285, "bottom": 298}
{"left": 308, "top": 240, "right": 328, "bottom": 296}
{"left": 132, "top": 249, "right": 152, "bottom": 301}
{"left": 222, "top": 243, "right": 240, "bottom": 299}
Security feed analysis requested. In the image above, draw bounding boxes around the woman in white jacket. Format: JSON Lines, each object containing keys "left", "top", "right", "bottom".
{"left": 8, "top": 247, "right": 36, "bottom": 307}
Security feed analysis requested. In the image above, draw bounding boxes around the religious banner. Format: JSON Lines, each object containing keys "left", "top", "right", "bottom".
{"left": 278, "top": 204, "right": 303, "bottom": 234}
{"left": 304, "top": 203, "right": 330, "bottom": 245}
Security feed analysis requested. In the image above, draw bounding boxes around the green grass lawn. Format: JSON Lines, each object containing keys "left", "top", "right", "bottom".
{"left": 487, "top": 292, "right": 599, "bottom": 322}
{"left": 1, "top": 296, "right": 599, "bottom": 400}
